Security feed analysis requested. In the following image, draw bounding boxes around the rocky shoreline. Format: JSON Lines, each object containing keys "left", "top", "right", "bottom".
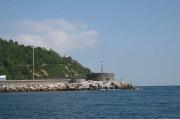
{"left": 0, "top": 80, "right": 134, "bottom": 93}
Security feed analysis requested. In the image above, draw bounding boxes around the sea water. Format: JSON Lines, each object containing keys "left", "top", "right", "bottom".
{"left": 0, "top": 86, "right": 179, "bottom": 119}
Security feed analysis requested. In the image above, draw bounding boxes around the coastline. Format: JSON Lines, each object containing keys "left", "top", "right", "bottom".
{"left": 0, "top": 80, "right": 134, "bottom": 93}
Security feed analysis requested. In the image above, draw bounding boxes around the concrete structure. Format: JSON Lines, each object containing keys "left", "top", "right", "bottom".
{"left": 86, "top": 73, "right": 115, "bottom": 81}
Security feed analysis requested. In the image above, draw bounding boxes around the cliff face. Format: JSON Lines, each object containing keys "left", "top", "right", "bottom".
{"left": 0, "top": 38, "right": 91, "bottom": 80}
{"left": 0, "top": 80, "right": 134, "bottom": 92}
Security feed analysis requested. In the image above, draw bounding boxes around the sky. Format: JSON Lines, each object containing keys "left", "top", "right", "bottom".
{"left": 0, "top": 0, "right": 179, "bottom": 86}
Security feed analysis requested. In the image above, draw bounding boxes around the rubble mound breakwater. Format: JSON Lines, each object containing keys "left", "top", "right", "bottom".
{"left": 0, "top": 80, "right": 134, "bottom": 93}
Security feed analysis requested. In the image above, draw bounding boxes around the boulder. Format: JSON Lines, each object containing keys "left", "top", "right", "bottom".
{"left": 89, "top": 81, "right": 98, "bottom": 89}
{"left": 57, "top": 82, "right": 67, "bottom": 90}
{"left": 97, "top": 81, "right": 106, "bottom": 89}
{"left": 78, "top": 81, "right": 90, "bottom": 90}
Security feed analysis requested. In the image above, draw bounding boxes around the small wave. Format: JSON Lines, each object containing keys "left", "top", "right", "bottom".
{"left": 135, "top": 87, "right": 143, "bottom": 91}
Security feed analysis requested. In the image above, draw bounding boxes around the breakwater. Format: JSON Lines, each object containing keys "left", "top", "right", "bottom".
{"left": 0, "top": 80, "right": 134, "bottom": 92}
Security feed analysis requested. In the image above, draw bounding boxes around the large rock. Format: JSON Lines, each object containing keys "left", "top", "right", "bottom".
{"left": 67, "top": 83, "right": 81, "bottom": 90}
{"left": 89, "top": 81, "right": 98, "bottom": 89}
{"left": 57, "top": 82, "right": 67, "bottom": 90}
{"left": 78, "top": 81, "right": 90, "bottom": 90}
{"left": 97, "top": 81, "right": 107, "bottom": 89}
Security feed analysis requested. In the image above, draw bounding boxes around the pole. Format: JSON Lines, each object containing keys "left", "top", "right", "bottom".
{"left": 33, "top": 47, "right": 35, "bottom": 80}
{"left": 101, "top": 60, "right": 103, "bottom": 73}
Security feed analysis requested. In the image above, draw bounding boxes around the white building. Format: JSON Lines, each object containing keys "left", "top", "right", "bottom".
{"left": 64, "top": 54, "right": 71, "bottom": 58}
{"left": 0, "top": 75, "right": 6, "bottom": 81}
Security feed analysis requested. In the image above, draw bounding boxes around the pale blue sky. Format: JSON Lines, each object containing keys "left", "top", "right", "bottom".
{"left": 0, "top": 0, "right": 179, "bottom": 86}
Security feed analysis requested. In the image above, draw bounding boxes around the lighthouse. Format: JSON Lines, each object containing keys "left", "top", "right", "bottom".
{"left": 86, "top": 60, "right": 115, "bottom": 81}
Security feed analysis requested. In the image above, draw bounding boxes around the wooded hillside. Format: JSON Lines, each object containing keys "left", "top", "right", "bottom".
{"left": 0, "top": 38, "right": 91, "bottom": 80}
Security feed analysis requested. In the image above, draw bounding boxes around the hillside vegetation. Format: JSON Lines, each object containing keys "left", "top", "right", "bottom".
{"left": 0, "top": 38, "right": 91, "bottom": 80}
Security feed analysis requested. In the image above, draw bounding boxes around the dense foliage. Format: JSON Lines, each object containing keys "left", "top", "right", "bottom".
{"left": 0, "top": 38, "right": 91, "bottom": 80}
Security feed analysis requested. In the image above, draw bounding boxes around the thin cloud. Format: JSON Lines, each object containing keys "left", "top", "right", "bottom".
{"left": 13, "top": 19, "right": 99, "bottom": 54}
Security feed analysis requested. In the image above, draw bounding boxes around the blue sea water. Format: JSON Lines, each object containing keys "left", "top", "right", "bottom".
{"left": 0, "top": 86, "right": 180, "bottom": 119}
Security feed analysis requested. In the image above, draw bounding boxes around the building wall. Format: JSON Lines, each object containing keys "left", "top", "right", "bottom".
{"left": 86, "top": 73, "right": 115, "bottom": 81}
